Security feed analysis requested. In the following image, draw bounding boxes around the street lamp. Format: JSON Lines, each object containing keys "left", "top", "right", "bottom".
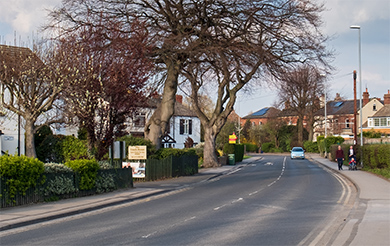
{"left": 350, "top": 25, "right": 363, "bottom": 167}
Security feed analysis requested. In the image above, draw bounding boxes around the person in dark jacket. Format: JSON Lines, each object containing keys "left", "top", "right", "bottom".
{"left": 335, "top": 145, "right": 344, "bottom": 170}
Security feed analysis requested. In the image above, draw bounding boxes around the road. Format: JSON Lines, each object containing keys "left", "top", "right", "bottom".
{"left": 0, "top": 155, "right": 353, "bottom": 245}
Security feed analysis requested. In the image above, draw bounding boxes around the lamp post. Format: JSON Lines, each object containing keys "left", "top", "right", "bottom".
{"left": 350, "top": 25, "right": 363, "bottom": 167}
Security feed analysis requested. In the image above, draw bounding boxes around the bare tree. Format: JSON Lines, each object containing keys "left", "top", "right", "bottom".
{"left": 47, "top": 0, "right": 332, "bottom": 165}
{"left": 276, "top": 65, "right": 326, "bottom": 145}
{"left": 57, "top": 18, "right": 153, "bottom": 160}
{"left": 0, "top": 44, "right": 68, "bottom": 157}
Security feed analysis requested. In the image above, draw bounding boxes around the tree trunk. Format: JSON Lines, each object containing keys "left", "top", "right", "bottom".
{"left": 202, "top": 126, "right": 219, "bottom": 168}
{"left": 145, "top": 61, "right": 180, "bottom": 149}
{"left": 297, "top": 118, "right": 304, "bottom": 146}
{"left": 24, "top": 118, "right": 36, "bottom": 158}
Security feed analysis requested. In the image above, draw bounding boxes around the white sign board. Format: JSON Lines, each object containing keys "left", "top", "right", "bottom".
{"left": 123, "top": 161, "right": 145, "bottom": 178}
{"left": 128, "top": 146, "right": 147, "bottom": 160}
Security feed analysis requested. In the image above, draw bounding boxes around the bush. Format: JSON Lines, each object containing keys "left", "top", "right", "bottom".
{"left": 243, "top": 143, "right": 258, "bottom": 152}
{"left": 62, "top": 136, "right": 91, "bottom": 162}
{"left": 223, "top": 143, "right": 235, "bottom": 155}
{"left": 44, "top": 163, "right": 73, "bottom": 173}
{"left": 65, "top": 159, "right": 99, "bottom": 190}
{"left": 95, "top": 172, "right": 115, "bottom": 193}
{"left": 318, "top": 136, "right": 344, "bottom": 156}
{"left": 360, "top": 144, "right": 390, "bottom": 169}
{"left": 0, "top": 155, "right": 45, "bottom": 204}
{"left": 235, "top": 144, "right": 245, "bottom": 162}
{"left": 303, "top": 141, "right": 319, "bottom": 153}
{"left": 261, "top": 142, "right": 275, "bottom": 153}
{"left": 149, "top": 148, "right": 197, "bottom": 160}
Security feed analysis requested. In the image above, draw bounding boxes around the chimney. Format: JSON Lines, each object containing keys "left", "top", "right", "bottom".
{"left": 284, "top": 100, "right": 290, "bottom": 109}
{"left": 363, "top": 88, "right": 369, "bottom": 106}
{"left": 334, "top": 93, "right": 342, "bottom": 101}
{"left": 175, "top": 94, "right": 183, "bottom": 104}
{"left": 384, "top": 90, "right": 390, "bottom": 105}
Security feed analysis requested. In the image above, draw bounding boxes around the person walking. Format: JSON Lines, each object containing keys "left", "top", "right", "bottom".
{"left": 335, "top": 145, "right": 344, "bottom": 170}
{"left": 348, "top": 145, "right": 355, "bottom": 162}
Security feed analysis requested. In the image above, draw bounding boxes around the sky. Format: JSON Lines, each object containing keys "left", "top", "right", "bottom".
{"left": 0, "top": 0, "right": 389, "bottom": 118}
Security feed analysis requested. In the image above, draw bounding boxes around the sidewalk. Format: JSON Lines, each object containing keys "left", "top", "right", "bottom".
{"left": 308, "top": 153, "right": 390, "bottom": 246}
{"left": 0, "top": 157, "right": 260, "bottom": 232}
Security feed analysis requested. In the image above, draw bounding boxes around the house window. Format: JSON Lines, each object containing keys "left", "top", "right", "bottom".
{"left": 374, "top": 118, "right": 380, "bottom": 126}
{"left": 368, "top": 118, "right": 373, "bottom": 127}
{"left": 259, "top": 121, "right": 262, "bottom": 125}
{"left": 380, "top": 118, "right": 386, "bottom": 126}
{"left": 180, "top": 119, "right": 192, "bottom": 135}
{"left": 373, "top": 104, "right": 377, "bottom": 111}
{"left": 346, "top": 119, "right": 350, "bottom": 128}
{"left": 134, "top": 113, "right": 146, "bottom": 127}
{"left": 387, "top": 118, "right": 390, "bottom": 127}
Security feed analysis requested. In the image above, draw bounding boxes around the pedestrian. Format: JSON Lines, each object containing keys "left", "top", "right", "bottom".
{"left": 349, "top": 157, "right": 357, "bottom": 170}
{"left": 335, "top": 145, "right": 344, "bottom": 170}
{"left": 348, "top": 145, "right": 355, "bottom": 162}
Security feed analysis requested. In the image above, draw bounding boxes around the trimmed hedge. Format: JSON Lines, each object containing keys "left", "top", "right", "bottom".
{"left": 0, "top": 155, "right": 45, "bottom": 204}
{"left": 235, "top": 144, "right": 245, "bottom": 162}
{"left": 243, "top": 143, "right": 258, "bottom": 152}
{"left": 65, "top": 159, "right": 100, "bottom": 190}
{"left": 303, "top": 141, "right": 319, "bottom": 153}
{"left": 360, "top": 144, "right": 390, "bottom": 169}
{"left": 150, "top": 148, "right": 197, "bottom": 160}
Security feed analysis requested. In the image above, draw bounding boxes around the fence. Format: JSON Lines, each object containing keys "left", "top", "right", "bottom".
{"left": 145, "top": 155, "right": 198, "bottom": 181}
{"left": 0, "top": 168, "right": 133, "bottom": 208}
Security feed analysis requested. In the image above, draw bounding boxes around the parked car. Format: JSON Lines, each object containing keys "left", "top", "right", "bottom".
{"left": 290, "top": 147, "right": 305, "bottom": 159}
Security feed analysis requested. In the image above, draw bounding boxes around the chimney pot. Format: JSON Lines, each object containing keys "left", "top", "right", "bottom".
{"left": 176, "top": 95, "right": 183, "bottom": 104}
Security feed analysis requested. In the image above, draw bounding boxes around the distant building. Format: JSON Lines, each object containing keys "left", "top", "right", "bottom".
{"left": 240, "top": 107, "right": 280, "bottom": 126}
{"left": 126, "top": 95, "right": 201, "bottom": 149}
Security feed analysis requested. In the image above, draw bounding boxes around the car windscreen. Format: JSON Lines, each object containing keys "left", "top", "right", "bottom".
{"left": 292, "top": 148, "right": 303, "bottom": 151}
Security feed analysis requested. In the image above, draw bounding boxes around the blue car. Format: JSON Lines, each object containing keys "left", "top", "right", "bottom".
{"left": 290, "top": 147, "right": 305, "bottom": 159}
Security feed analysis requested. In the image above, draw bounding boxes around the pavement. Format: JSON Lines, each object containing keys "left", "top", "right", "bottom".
{"left": 0, "top": 154, "right": 389, "bottom": 245}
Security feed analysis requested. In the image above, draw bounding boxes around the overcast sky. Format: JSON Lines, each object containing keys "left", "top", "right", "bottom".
{"left": 0, "top": 0, "right": 389, "bottom": 117}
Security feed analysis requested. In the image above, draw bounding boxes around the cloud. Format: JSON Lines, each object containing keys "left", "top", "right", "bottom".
{"left": 322, "top": 0, "right": 390, "bottom": 36}
{"left": 0, "top": 0, "right": 61, "bottom": 42}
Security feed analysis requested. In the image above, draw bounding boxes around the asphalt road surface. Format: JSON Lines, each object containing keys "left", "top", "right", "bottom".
{"left": 1, "top": 155, "right": 350, "bottom": 245}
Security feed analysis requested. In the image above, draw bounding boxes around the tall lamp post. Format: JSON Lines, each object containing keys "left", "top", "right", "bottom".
{"left": 350, "top": 25, "right": 363, "bottom": 167}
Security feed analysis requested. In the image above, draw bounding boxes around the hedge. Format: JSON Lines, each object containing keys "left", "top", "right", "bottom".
{"left": 65, "top": 159, "right": 100, "bottom": 190}
{"left": 0, "top": 155, "right": 45, "bottom": 204}
{"left": 243, "top": 143, "right": 258, "bottom": 152}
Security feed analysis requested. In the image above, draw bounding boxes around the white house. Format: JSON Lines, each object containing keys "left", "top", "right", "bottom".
{"left": 126, "top": 95, "right": 201, "bottom": 149}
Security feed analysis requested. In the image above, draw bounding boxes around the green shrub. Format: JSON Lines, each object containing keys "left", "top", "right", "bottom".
{"left": 360, "top": 144, "right": 390, "bottom": 169}
{"left": 62, "top": 136, "right": 91, "bottom": 162}
{"left": 65, "top": 159, "right": 99, "bottom": 190}
{"left": 44, "top": 163, "right": 73, "bottom": 173}
{"left": 0, "top": 155, "right": 45, "bottom": 204}
{"left": 261, "top": 142, "right": 275, "bottom": 153}
{"left": 44, "top": 174, "right": 78, "bottom": 197}
{"left": 149, "top": 148, "right": 197, "bottom": 160}
{"left": 223, "top": 143, "right": 235, "bottom": 155}
{"left": 269, "top": 148, "right": 283, "bottom": 153}
{"left": 95, "top": 172, "right": 115, "bottom": 193}
{"left": 303, "top": 141, "right": 319, "bottom": 153}
{"left": 235, "top": 144, "right": 245, "bottom": 162}
{"left": 243, "top": 143, "right": 258, "bottom": 152}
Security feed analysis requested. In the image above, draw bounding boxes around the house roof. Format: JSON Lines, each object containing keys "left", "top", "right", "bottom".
{"left": 370, "top": 105, "right": 390, "bottom": 118}
{"left": 242, "top": 107, "right": 280, "bottom": 119}
{"left": 315, "top": 100, "right": 361, "bottom": 116}
{"left": 141, "top": 96, "right": 197, "bottom": 117}
{"left": 0, "top": 45, "right": 42, "bottom": 67}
